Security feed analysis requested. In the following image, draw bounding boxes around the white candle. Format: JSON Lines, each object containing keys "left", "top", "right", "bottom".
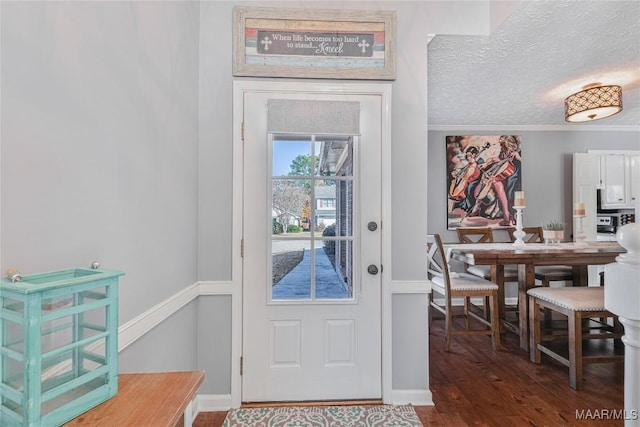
{"left": 514, "top": 191, "right": 525, "bottom": 207}
{"left": 574, "top": 202, "right": 586, "bottom": 216}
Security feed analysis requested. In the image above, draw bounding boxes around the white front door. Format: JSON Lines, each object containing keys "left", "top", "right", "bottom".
{"left": 241, "top": 85, "right": 383, "bottom": 402}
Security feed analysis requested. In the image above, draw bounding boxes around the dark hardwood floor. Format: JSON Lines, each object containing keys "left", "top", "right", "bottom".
{"left": 194, "top": 310, "right": 625, "bottom": 426}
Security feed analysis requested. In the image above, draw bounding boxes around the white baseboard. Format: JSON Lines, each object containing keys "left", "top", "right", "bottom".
{"left": 194, "top": 394, "right": 233, "bottom": 416}
{"left": 191, "top": 390, "right": 433, "bottom": 417}
{"left": 391, "top": 389, "right": 434, "bottom": 406}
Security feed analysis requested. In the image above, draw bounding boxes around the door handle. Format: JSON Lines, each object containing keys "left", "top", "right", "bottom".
{"left": 367, "top": 221, "right": 378, "bottom": 231}
{"left": 367, "top": 265, "right": 379, "bottom": 275}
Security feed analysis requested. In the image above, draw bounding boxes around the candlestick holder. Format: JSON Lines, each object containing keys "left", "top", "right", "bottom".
{"left": 574, "top": 214, "right": 586, "bottom": 242}
{"left": 512, "top": 206, "right": 526, "bottom": 247}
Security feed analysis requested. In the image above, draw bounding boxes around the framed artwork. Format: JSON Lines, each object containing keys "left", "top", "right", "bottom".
{"left": 233, "top": 7, "right": 396, "bottom": 80}
{"left": 446, "top": 135, "right": 523, "bottom": 230}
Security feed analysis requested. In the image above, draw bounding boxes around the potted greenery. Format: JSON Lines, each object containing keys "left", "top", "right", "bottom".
{"left": 542, "top": 221, "right": 564, "bottom": 245}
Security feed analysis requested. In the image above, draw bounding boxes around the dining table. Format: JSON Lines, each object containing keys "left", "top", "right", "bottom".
{"left": 445, "top": 241, "right": 625, "bottom": 351}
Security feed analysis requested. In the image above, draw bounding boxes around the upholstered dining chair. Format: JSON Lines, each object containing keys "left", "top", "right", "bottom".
{"left": 427, "top": 234, "right": 500, "bottom": 351}
{"left": 456, "top": 227, "right": 518, "bottom": 319}
{"left": 456, "top": 226, "right": 522, "bottom": 282}
{"left": 507, "top": 226, "right": 574, "bottom": 287}
{"left": 456, "top": 227, "right": 494, "bottom": 244}
{"left": 455, "top": 227, "right": 496, "bottom": 280}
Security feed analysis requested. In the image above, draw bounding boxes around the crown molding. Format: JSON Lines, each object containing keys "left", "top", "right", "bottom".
{"left": 428, "top": 125, "right": 640, "bottom": 132}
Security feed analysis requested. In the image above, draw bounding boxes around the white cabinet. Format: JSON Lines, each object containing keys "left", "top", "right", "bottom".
{"left": 598, "top": 153, "right": 639, "bottom": 209}
{"left": 630, "top": 155, "right": 639, "bottom": 207}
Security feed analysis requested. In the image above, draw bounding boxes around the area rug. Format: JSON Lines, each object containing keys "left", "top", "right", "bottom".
{"left": 222, "top": 404, "right": 423, "bottom": 427}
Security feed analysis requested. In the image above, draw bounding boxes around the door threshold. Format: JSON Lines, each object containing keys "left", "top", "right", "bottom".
{"left": 242, "top": 399, "right": 383, "bottom": 408}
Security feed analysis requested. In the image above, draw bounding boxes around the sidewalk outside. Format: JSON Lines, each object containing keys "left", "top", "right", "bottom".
{"left": 272, "top": 247, "right": 348, "bottom": 299}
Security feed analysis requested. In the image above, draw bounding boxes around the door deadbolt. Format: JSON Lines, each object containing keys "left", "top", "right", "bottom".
{"left": 367, "top": 221, "right": 378, "bottom": 231}
{"left": 367, "top": 265, "right": 379, "bottom": 275}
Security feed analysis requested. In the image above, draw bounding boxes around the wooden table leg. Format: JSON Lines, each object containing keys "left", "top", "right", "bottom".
{"left": 518, "top": 263, "right": 536, "bottom": 351}
{"left": 572, "top": 265, "right": 589, "bottom": 286}
{"left": 491, "top": 264, "right": 506, "bottom": 333}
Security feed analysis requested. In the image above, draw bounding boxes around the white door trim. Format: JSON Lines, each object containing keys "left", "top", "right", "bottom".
{"left": 231, "top": 80, "right": 392, "bottom": 407}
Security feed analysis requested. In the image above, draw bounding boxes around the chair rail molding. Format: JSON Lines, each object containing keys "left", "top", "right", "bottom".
{"left": 120, "top": 280, "right": 233, "bottom": 352}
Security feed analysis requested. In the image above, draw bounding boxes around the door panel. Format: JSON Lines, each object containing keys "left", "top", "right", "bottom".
{"left": 242, "top": 90, "right": 382, "bottom": 402}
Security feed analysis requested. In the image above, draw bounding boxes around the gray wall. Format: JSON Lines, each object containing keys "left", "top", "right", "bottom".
{"left": 428, "top": 130, "right": 640, "bottom": 242}
{"left": 0, "top": 1, "right": 201, "bottom": 371}
{"left": 197, "top": 296, "right": 232, "bottom": 394}
{"left": 392, "top": 294, "right": 429, "bottom": 390}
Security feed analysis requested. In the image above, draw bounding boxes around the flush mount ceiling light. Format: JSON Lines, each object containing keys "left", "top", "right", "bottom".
{"left": 564, "top": 84, "right": 623, "bottom": 123}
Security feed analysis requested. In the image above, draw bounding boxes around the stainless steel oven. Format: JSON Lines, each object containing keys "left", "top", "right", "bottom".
{"left": 596, "top": 214, "right": 618, "bottom": 234}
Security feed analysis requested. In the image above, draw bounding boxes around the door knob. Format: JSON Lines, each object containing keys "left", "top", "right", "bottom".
{"left": 367, "top": 265, "right": 379, "bottom": 275}
{"left": 367, "top": 221, "right": 378, "bottom": 231}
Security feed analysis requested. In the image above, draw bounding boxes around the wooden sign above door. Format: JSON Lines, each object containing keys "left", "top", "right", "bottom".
{"left": 232, "top": 7, "right": 396, "bottom": 80}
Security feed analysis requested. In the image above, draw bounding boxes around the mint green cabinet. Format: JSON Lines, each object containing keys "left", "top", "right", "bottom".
{"left": 1, "top": 268, "right": 124, "bottom": 426}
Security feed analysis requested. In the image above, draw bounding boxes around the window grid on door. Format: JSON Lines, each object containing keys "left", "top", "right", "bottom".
{"left": 270, "top": 134, "right": 355, "bottom": 302}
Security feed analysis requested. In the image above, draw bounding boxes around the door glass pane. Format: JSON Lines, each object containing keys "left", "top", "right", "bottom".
{"left": 317, "top": 239, "right": 353, "bottom": 299}
{"left": 272, "top": 139, "right": 312, "bottom": 177}
{"left": 314, "top": 181, "right": 336, "bottom": 232}
{"left": 272, "top": 179, "right": 311, "bottom": 235}
{"left": 315, "top": 139, "right": 353, "bottom": 177}
{"left": 316, "top": 179, "right": 352, "bottom": 238}
{"left": 272, "top": 240, "right": 311, "bottom": 300}
{"left": 271, "top": 135, "right": 354, "bottom": 301}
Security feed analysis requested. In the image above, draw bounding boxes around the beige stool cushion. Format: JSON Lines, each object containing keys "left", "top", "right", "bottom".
{"left": 527, "top": 286, "right": 604, "bottom": 311}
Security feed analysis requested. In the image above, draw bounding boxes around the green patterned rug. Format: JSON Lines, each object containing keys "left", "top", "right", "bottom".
{"left": 222, "top": 405, "right": 423, "bottom": 427}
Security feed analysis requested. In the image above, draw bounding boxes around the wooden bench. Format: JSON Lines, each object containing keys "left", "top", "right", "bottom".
{"left": 64, "top": 371, "right": 205, "bottom": 427}
{"left": 527, "top": 287, "right": 623, "bottom": 390}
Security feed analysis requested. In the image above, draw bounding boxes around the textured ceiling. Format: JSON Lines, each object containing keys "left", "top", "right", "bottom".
{"left": 427, "top": 0, "right": 640, "bottom": 129}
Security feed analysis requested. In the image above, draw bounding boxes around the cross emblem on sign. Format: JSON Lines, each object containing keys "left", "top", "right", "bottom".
{"left": 261, "top": 36, "right": 273, "bottom": 51}
{"left": 358, "top": 39, "right": 370, "bottom": 54}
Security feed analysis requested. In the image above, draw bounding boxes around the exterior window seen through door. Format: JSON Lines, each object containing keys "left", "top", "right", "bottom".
{"left": 271, "top": 135, "right": 354, "bottom": 301}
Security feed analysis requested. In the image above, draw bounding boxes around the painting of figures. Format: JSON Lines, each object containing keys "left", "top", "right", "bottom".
{"left": 446, "top": 135, "right": 522, "bottom": 229}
